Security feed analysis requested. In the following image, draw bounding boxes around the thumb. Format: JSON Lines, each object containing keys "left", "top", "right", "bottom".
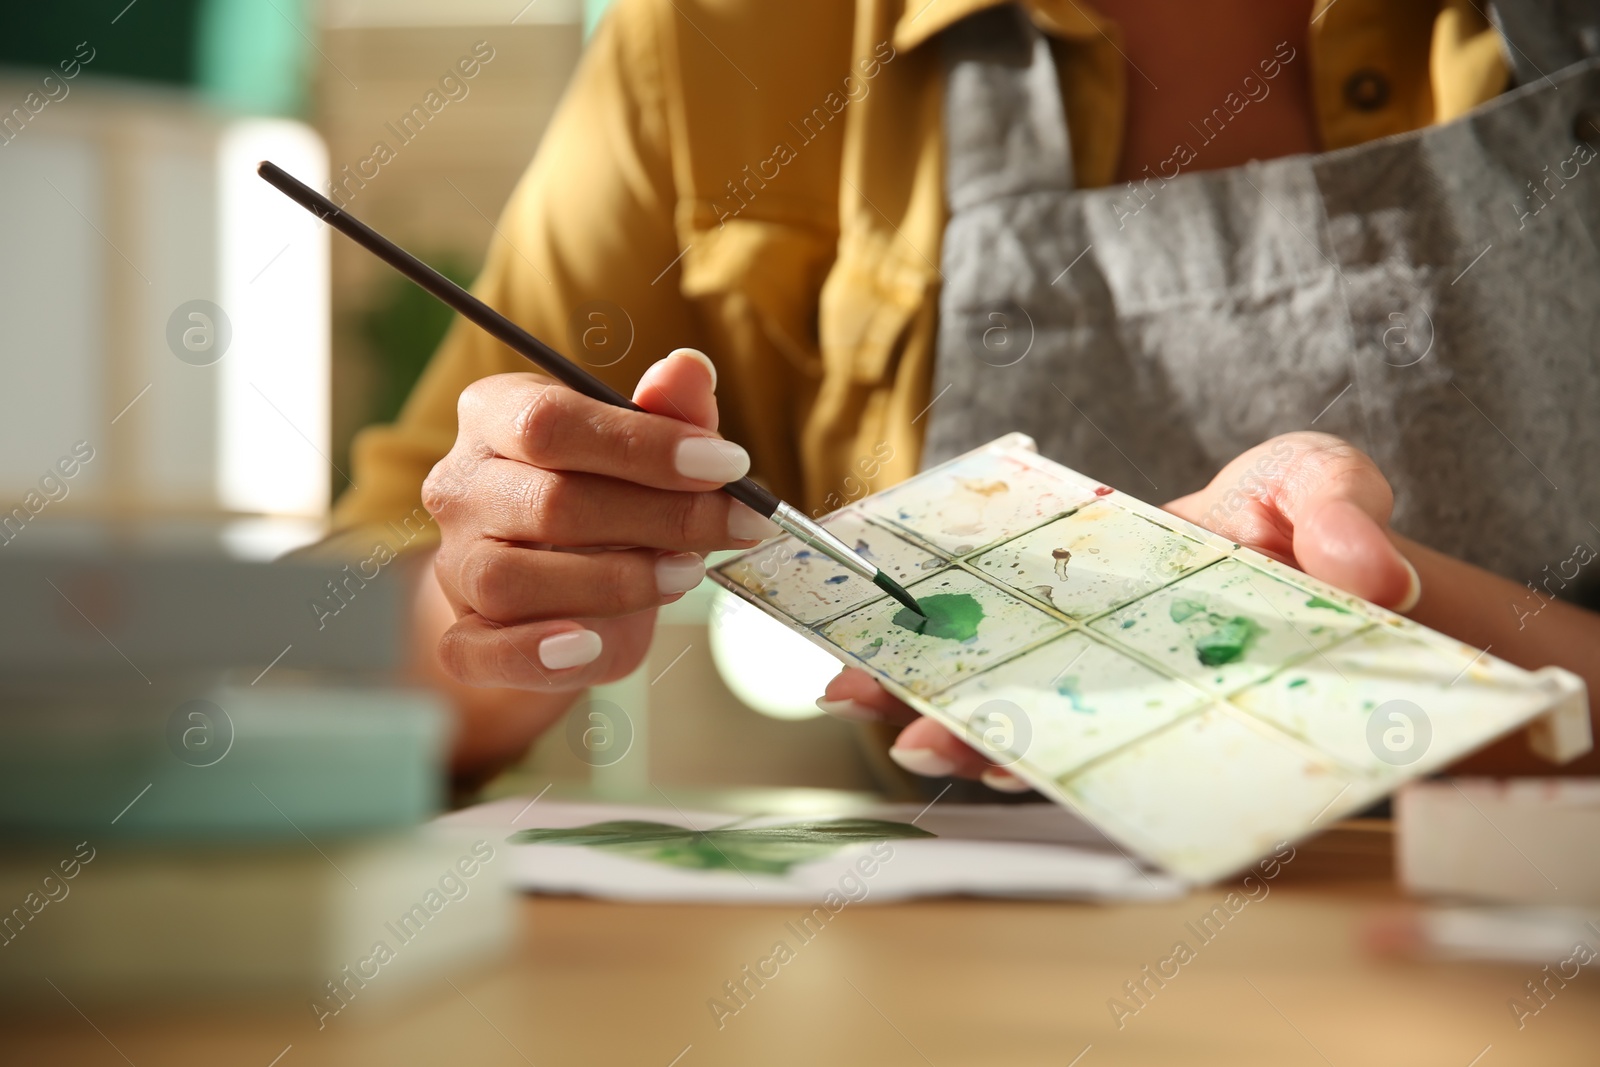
{"left": 1280, "top": 440, "right": 1420, "bottom": 613}
{"left": 633, "top": 348, "right": 720, "bottom": 431}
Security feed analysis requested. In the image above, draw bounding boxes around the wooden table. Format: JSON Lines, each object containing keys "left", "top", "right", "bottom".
{"left": 3, "top": 823, "right": 1595, "bottom": 1066}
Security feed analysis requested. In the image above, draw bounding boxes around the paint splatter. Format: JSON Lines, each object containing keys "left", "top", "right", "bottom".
{"left": 824, "top": 575, "right": 850, "bottom": 585}
{"left": 1305, "top": 596, "right": 1351, "bottom": 614}
{"left": 1288, "top": 677, "right": 1309, "bottom": 688}
{"left": 1169, "top": 599, "right": 1208, "bottom": 623}
{"left": 1093, "top": 486, "right": 1113, "bottom": 497}
{"left": 958, "top": 479, "right": 1009, "bottom": 497}
{"left": 892, "top": 592, "right": 985, "bottom": 642}
{"left": 1052, "top": 547, "right": 1072, "bottom": 581}
{"left": 1055, "top": 676, "right": 1092, "bottom": 713}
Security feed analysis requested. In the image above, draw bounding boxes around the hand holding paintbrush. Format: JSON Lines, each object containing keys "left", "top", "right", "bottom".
{"left": 257, "top": 162, "right": 920, "bottom": 685}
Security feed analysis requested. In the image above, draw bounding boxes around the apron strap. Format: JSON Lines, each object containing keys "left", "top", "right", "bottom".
{"left": 940, "top": 4, "right": 1075, "bottom": 209}
{"left": 1489, "top": 0, "right": 1600, "bottom": 85}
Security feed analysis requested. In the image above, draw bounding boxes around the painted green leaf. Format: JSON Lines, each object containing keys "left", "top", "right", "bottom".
{"left": 508, "top": 818, "right": 935, "bottom": 876}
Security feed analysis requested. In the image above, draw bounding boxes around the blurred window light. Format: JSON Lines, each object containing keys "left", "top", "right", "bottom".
{"left": 0, "top": 79, "right": 329, "bottom": 518}
{"left": 217, "top": 121, "right": 330, "bottom": 516}
{"left": 706, "top": 587, "right": 835, "bottom": 721}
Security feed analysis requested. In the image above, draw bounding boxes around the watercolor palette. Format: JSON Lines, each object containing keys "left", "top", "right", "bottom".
{"left": 711, "top": 435, "right": 1591, "bottom": 883}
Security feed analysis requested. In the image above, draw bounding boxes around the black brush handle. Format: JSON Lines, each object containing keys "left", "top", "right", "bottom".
{"left": 256, "top": 161, "right": 781, "bottom": 518}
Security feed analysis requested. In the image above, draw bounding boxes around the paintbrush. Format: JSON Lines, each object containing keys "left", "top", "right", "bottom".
{"left": 256, "top": 161, "right": 923, "bottom": 618}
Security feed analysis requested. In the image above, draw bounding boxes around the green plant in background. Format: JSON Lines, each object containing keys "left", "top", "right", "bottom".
{"left": 509, "top": 818, "right": 935, "bottom": 876}
{"left": 360, "top": 259, "right": 475, "bottom": 426}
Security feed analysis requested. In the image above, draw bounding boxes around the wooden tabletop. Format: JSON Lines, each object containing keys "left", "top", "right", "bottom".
{"left": 3, "top": 824, "right": 1595, "bottom": 1066}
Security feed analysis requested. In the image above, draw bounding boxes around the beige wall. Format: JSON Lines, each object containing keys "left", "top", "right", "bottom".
{"left": 313, "top": 18, "right": 584, "bottom": 478}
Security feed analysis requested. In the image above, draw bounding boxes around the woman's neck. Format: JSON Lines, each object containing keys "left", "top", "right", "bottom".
{"left": 1090, "top": 0, "right": 1319, "bottom": 183}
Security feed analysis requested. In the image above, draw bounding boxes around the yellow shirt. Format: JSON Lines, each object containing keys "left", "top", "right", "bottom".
{"left": 331, "top": 0, "right": 1507, "bottom": 534}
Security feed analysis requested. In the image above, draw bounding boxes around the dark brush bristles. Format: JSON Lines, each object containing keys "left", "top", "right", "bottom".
{"left": 874, "top": 572, "right": 924, "bottom": 617}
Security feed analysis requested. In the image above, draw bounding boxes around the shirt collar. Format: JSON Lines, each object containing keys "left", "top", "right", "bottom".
{"left": 893, "top": 0, "right": 1111, "bottom": 53}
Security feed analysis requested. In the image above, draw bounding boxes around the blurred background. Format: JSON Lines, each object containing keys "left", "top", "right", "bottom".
{"left": 0, "top": 0, "right": 878, "bottom": 1020}
{"left": 0, "top": 0, "right": 878, "bottom": 807}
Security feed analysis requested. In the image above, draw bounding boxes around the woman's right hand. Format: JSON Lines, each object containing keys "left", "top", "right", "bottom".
{"left": 420, "top": 348, "right": 778, "bottom": 692}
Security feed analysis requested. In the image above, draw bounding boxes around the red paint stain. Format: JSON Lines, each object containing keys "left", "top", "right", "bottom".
{"left": 1093, "top": 486, "right": 1113, "bottom": 497}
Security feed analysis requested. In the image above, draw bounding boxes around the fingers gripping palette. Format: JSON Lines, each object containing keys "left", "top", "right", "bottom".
{"left": 711, "top": 435, "right": 1591, "bottom": 883}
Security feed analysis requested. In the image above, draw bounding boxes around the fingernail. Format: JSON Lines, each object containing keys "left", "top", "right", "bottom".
{"left": 675, "top": 437, "right": 749, "bottom": 482}
{"left": 656, "top": 552, "right": 706, "bottom": 596}
{"left": 1393, "top": 555, "right": 1422, "bottom": 614}
{"left": 981, "top": 768, "right": 1033, "bottom": 794}
{"left": 816, "top": 697, "right": 883, "bottom": 722}
{"left": 888, "top": 746, "right": 956, "bottom": 778}
{"left": 538, "top": 629, "right": 602, "bottom": 670}
{"left": 668, "top": 347, "right": 717, "bottom": 389}
{"left": 728, "top": 502, "right": 781, "bottom": 541}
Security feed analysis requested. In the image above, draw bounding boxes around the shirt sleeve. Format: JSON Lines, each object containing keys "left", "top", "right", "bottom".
{"left": 330, "top": 0, "right": 704, "bottom": 535}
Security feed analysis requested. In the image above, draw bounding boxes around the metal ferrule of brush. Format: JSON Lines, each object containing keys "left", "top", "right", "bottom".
{"left": 770, "top": 503, "right": 879, "bottom": 583}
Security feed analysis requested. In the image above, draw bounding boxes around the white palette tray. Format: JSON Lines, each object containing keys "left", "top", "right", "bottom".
{"left": 711, "top": 435, "right": 1590, "bottom": 883}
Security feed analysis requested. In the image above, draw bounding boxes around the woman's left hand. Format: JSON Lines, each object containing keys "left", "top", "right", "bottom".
{"left": 815, "top": 431, "right": 1423, "bottom": 791}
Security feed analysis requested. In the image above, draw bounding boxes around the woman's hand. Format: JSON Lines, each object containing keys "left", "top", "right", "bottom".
{"left": 817, "top": 431, "right": 1422, "bottom": 790}
{"left": 422, "top": 349, "right": 778, "bottom": 692}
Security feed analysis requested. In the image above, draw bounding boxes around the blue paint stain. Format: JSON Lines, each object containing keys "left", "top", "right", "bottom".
{"left": 824, "top": 575, "right": 849, "bottom": 584}
{"left": 1055, "top": 676, "right": 1092, "bottom": 713}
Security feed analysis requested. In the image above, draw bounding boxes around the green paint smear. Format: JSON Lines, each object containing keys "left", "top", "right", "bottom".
{"left": 893, "top": 592, "right": 984, "bottom": 641}
{"left": 1288, "top": 677, "right": 1309, "bottom": 688}
{"left": 1305, "top": 596, "right": 1352, "bottom": 614}
{"left": 508, "top": 818, "right": 934, "bottom": 876}
{"left": 1169, "top": 598, "right": 1265, "bottom": 666}
{"left": 1194, "top": 616, "right": 1265, "bottom": 666}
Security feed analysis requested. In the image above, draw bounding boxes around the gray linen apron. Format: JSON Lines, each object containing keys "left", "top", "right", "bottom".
{"left": 922, "top": 2, "right": 1600, "bottom": 598}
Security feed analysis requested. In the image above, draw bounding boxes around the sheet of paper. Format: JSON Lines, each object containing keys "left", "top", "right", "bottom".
{"left": 437, "top": 799, "right": 1183, "bottom": 904}
{"left": 711, "top": 434, "right": 1589, "bottom": 883}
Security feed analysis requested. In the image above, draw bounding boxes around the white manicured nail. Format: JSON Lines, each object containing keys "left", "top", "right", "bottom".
{"left": 1393, "top": 555, "right": 1422, "bottom": 614}
{"left": 888, "top": 746, "right": 956, "bottom": 778}
{"left": 728, "top": 502, "right": 781, "bottom": 541}
{"left": 538, "top": 629, "right": 602, "bottom": 670}
{"left": 816, "top": 698, "right": 883, "bottom": 722}
{"left": 981, "top": 768, "right": 1033, "bottom": 794}
{"left": 668, "top": 347, "right": 717, "bottom": 389}
{"left": 656, "top": 552, "right": 706, "bottom": 596}
{"left": 675, "top": 437, "right": 749, "bottom": 482}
